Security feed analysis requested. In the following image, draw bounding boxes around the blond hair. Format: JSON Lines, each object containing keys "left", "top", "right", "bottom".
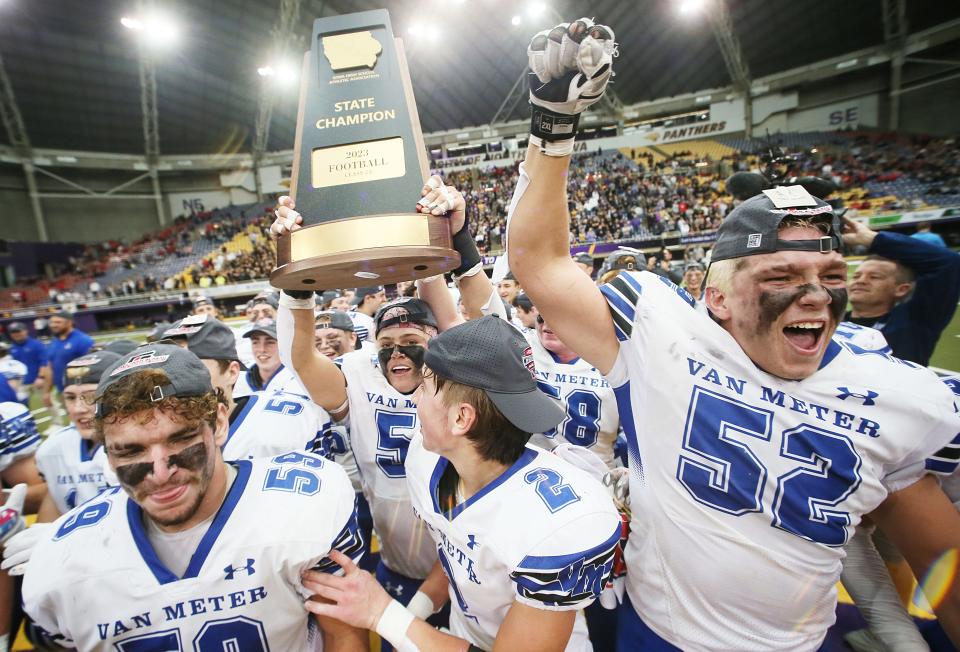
{"left": 706, "top": 216, "right": 833, "bottom": 294}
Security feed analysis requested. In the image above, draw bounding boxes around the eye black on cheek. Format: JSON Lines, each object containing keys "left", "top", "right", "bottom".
{"left": 114, "top": 461, "right": 154, "bottom": 487}
{"left": 167, "top": 442, "right": 209, "bottom": 472}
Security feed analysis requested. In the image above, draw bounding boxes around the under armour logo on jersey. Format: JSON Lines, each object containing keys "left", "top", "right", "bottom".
{"left": 836, "top": 387, "right": 879, "bottom": 406}
{"left": 384, "top": 582, "right": 404, "bottom": 597}
{"left": 224, "top": 558, "right": 256, "bottom": 580}
{"left": 466, "top": 535, "right": 480, "bottom": 550}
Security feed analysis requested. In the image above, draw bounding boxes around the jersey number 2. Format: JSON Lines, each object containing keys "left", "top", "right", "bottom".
{"left": 678, "top": 387, "right": 862, "bottom": 546}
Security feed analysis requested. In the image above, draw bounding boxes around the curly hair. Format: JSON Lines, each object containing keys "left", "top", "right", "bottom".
{"left": 94, "top": 368, "right": 221, "bottom": 444}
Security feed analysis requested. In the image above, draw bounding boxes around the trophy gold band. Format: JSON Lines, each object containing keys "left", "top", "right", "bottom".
{"left": 271, "top": 9, "right": 458, "bottom": 291}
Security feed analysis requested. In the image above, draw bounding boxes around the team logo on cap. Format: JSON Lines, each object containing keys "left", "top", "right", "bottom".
{"left": 69, "top": 355, "right": 101, "bottom": 367}
{"left": 769, "top": 205, "right": 834, "bottom": 216}
{"left": 316, "top": 316, "right": 332, "bottom": 327}
{"left": 747, "top": 233, "right": 762, "bottom": 248}
{"left": 110, "top": 350, "right": 170, "bottom": 376}
{"left": 521, "top": 345, "right": 536, "bottom": 378}
{"left": 380, "top": 305, "right": 412, "bottom": 324}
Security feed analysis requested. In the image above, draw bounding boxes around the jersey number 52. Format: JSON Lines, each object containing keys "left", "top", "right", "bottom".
{"left": 678, "top": 387, "right": 862, "bottom": 546}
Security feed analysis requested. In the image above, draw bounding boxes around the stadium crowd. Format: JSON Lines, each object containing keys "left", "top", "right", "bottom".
{"left": 1, "top": 131, "right": 958, "bottom": 313}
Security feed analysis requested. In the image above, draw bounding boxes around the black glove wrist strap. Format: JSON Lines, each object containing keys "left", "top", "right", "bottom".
{"left": 451, "top": 226, "right": 481, "bottom": 277}
{"left": 530, "top": 106, "right": 580, "bottom": 142}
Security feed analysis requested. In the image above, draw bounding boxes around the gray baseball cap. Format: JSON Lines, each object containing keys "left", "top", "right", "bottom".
{"left": 243, "top": 318, "right": 278, "bottom": 340}
{"left": 351, "top": 286, "right": 382, "bottom": 307}
{"left": 424, "top": 315, "right": 564, "bottom": 434}
{"left": 7, "top": 322, "right": 26, "bottom": 333}
{"left": 252, "top": 292, "right": 279, "bottom": 310}
{"left": 573, "top": 252, "right": 593, "bottom": 265}
{"left": 147, "top": 321, "right": 172, "bottom": 342}
{"left": 164, "top": 315, "right": 244, "bottom": 366}
{"left": 374, "top": 298, "right": 438, "bottom": 335}
{"left": 95, "top": 344, "right": 213, "bottom": 415}
{"left": 315, "top": 311, "right": 354, "bottom": 332}
{"left": 320, "top": 290, "right": 343, "bottom": 305}
{"left": 64, "top": 351, "right": 122, "bottom": 387}
{"left": 711, "top": 192, "right": 843, "bottom": 262}
{"left": 103, "top": 339, "right": 139, "bottom": 356}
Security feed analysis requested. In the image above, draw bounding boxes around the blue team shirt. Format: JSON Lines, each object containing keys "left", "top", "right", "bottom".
{"left": 10, "top": 337, "right": 47, "bottom": 385}
{"left": 0, "top": 377, "right": 17, "bottom": 403}
{"left": 47, "top": 330, "right": 95, "bottom": 392}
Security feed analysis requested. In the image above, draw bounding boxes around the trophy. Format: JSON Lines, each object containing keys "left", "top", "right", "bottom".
{"left": 271, "top": 9, "right": 459, "bottom": 290}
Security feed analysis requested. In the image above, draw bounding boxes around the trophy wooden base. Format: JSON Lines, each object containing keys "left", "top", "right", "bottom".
{"left": 271, "top": 212, "right": 459, "bottom": 290}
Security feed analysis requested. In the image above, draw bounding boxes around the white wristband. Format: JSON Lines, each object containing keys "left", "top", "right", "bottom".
{"left": 528, "top": 134, "right": 575, "bottom": 157}
{"left": 415, "top": 274, "right": 444, "bottom": 287}
{"left": 375, "top": 600, "right": 418, "bottom": 651}
{"left": 278, "top": 291, "right": 316, "bottom": 311}
{"left": 453, "top": 262, "right": 483, "bottom": 283}
{"left": 407, "top": 590, "right": 435, "bottom": 620}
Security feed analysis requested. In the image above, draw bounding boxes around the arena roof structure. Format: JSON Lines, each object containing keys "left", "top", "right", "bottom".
{"left": 1, "top": 0, "right": 959, "bottom": 159}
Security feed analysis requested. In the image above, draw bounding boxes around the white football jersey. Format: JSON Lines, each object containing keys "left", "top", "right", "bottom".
{"left": 23, "top": 452, "right": 363, "bottom": 651}
{"left": 0, "top": 358, "right": 28, "bottom": 401}
{"left": 222, "top": 389, "right": 329, "bottom": 462}
{"left": 346, "top": 312, "right": 375, "bottom": 343}
{"left": 233, "top": 364, "right": 302, "bottom": 399}
{"left": 0, "top": 402, "right": 40, "bottom": 471}
{"left": 405, "top": 434, "right": 621, "bottom": 651}
{"left": 525, "top": 332, "right": 620, "bottom": 468}
{"left": 599, "top": 271, "right": 960, "bottom": 651}
{"left": 834, "top": 321, "right": 891, "bottom": 354}
{"left": 233, "top": 324, "right": 256, "bottom": 369}
{"left": 340, "top": 349, "right": 436, "bottom": 579}
{"left": 316, "top": 421, "right": 362, "bottom": 493}
{"left": 35, "top": 425, "right": 109, "bottom": 514}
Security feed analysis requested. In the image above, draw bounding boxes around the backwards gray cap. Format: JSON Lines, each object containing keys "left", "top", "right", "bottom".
{"left": 95, "top": 344, "right": 213, "bottom": 416}
{"left": 64, "top": 351, "right": 122, "bottom": 387}
{"left": 103, "top": 339, "right": 139, "bottom": 356}
{"left": 424, "top": 315, "right": 564, "bottom": 434}
{"left": 711, "top": 190, "right": 843, "bottom": 262}
{"left": 351, "top": 286, "right": 382, "bottom": 307}
{"left": 164, "top": 314, "right": 244, "bottom": 366}
{"left": 315, "top": 310, "right": 354, "bottom": 332}
{"left": 374, "top": 297, "right": 438, "bottom": 336}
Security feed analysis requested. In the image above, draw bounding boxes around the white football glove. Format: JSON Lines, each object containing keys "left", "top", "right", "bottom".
{"left": 1, "top": 521, "right": 53, "bottom": 576}
{"left": 0, "top": 484, "right": 26, "bottom": 548}
{"left": 527, "top": 18, "right": 616, "bottom": 156}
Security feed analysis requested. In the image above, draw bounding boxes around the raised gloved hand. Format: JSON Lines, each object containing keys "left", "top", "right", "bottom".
{"left": 527, "top": 18, "right": 616, "bottom": 156}
{"left": 417, "top": 176, "right": 480, "bottom": 279}
{"left": 1, "top": 521, "right": 53, "bottom": 576}
{"left": 0, "top": 484, "right": 27, "bottom": 551}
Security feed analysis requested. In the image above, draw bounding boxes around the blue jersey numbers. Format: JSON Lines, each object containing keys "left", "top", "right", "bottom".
{"left": 262, "top": 452, "right": 323, "bottom": 496}
{"left": 374, "top": 410, "right": 417, "bottom": 478}
{"left": 678, "top": 387, "right": 862, "bottom": 546}
{"left": 524, "top": 468, "right": 580, "bottom": 513}
{"left": 115, "top": 616, "right": 268, "bottom": 652}
{"left": 538, "top": 382, "right": 602, "bottom": 448}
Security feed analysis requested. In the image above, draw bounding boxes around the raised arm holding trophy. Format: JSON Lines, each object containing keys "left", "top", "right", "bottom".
{"left": 271, "top": 9, "right": 459, "bottom": 290}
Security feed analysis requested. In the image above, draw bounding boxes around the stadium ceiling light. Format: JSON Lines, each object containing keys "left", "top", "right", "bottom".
{"left": 511, "top": 15, "right": 523, "bottom": 26}
{"left": 275, "top": 62, "right": 299, "bottom": 86}
{"left": 526, "top": 2, "right": 547, "bottom": 18}
{"left": 257, "top": 65, "right": 275, "bottom": 77}
{"left": 677, "top": 0, "right": 707, "bottom": 16}
{"left": 121, "top": 12, "right": 178, "bottom": 47}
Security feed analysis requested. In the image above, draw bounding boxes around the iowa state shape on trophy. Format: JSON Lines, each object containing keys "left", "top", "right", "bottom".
{"left": 272, "top": 9, "right": 458, "bottom": 290}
